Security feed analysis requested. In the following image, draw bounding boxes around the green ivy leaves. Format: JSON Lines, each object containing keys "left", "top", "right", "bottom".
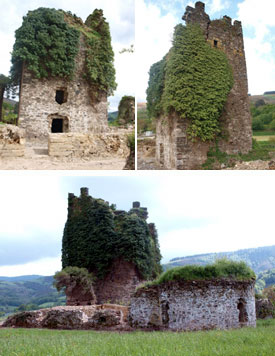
{"left": 147, "top": 24, "right": 233, "bottom": 141}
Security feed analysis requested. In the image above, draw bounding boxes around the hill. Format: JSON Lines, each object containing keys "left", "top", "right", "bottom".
{"left": 0, "top": 275, "right": 65, "bottom": 316}
{"left": 249, "top": 94, "right": 275, "bottom": 105}
{"left": 164, "top": 245, "right": 275, "bottom": 274}
{"left": 0, "top": 275, "right": 42, "bottom": 282}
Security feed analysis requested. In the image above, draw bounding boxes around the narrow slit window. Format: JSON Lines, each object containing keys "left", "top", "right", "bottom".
{"left": 214, "top": 40, "right": 218, "bottom": 48}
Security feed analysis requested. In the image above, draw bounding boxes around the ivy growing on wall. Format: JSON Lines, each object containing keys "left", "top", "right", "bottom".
{"left": 10, "top": 8, "right": 80, "bottom": 83}
{"left": 146, "top": 56, "right": 166, "bottom": 118}
{"left": 10, "top": 8, "right": 116, "bottom": 96}
{"left": 85, "top": 9, "right": 117, "bottom": 96}
{"left": 62, "top": 193, "right": 162, "bottom": 280}
{"left": 146, "top": 24, "right": 233, "bottom": 141}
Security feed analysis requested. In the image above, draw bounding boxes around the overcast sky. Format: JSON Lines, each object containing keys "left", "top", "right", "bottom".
{"left": 0, "top": 0, "right": 134, "bottom": 112}
{"left": 136, "top": 0, "right": 275, "bottom": 102}
{"left": 0, "top": 172, "right": 274, "bottom": 276}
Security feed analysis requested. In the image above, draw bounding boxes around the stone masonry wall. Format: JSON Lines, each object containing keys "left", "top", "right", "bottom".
{"left": 129, "top": 279, "right": 256, "bottom": 331}
{"left": 0, "top": 124, "right": 25, "bottom": 158}
{"left": 48, "top": 131, "right": 129, "bottom": 158}
{"left": 156, "top": 1, "right": 252, "bottom": 169}
{"left": 19, "top": 35, "right": 108, "bottom": 139}
{"left": 94, "top": 259, "right": 143, "bottom": 305}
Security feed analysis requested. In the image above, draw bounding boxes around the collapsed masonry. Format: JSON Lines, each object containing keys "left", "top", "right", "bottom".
{"left": 155, "top": 1, "right": 252, "bottom": 169}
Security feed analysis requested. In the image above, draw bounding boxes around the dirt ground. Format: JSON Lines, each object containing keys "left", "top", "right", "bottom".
{"left": 0, "top": 141, "right": 126, "bottom": 170}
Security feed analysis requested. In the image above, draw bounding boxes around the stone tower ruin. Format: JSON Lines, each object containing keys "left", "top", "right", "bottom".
{"left": 62, "top": 188, "right": 162, "bottom": 305}
{"left": 19, "top": 38, "right": 108, "bottom": 139}
{"left": 16, "top": 10, "right": 112, "bottom": 140}
{"left": 155, "top": 1, "right": 252, "bottom": 169}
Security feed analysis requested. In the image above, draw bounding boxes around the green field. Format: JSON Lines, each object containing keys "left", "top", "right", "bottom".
{"left": 0, "top": 320, "right": 274, "bottom": 356}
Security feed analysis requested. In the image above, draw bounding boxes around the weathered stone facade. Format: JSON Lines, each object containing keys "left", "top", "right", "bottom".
{"left": 156, "top": 1, "right": 252, "bottom": 169}
{"left": 129, "top": 279, "right": 256, "bottom": 331}
{"left": 19, "top": 35, "right": 108, "bottom": 140}
{"left": 0, "top": 124, "right": 25, "bottom": 158}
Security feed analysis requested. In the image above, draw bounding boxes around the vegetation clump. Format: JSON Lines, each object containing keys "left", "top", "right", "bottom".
{"left": 146, "top": 24, "right": 233, "bottom": 141}
{"left": 144, "top": 259, "right": 255, "bottom": 287}
{"left": 117, "top": 96, "right": 135, "bottom": 126}
{"left": 54, "top": 266, "right": 94, "bottom": 293}
{"left": 10, "top": 8, "right": 116, "bottom": 96}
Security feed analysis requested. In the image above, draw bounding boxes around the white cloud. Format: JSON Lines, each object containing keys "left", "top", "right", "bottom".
{"left": 0, "top": 175, "right": 66, "bottom": 237}
{"left": 0, "top": 256, "right": 62, "bottom": 277}
{"left": 209, "top": 0, "right": 229, "bottom": 14}
{"left": 237, "top": 0, "right": 275, "bottom": 94}
{"left": 136, "top": 0, "right": 177, "bottom": 102}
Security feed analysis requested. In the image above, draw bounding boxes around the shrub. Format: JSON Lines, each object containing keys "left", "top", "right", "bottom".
{"left": 252, "top": 117, "right": 264, "bottom": 131}
{"left": 54, "top": 266, "right": 94, "bottom": 293}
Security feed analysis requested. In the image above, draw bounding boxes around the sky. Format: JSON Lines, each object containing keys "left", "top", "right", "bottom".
{"left": 0, "top": 172, "right": 274, "bottom": 277}
{"left": 0, "top": 0, "right": 134, "bottom": 112}
{"left": 136, "top": 0, "right": 275, "bottom": 102}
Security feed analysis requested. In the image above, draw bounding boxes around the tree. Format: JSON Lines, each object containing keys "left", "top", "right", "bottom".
{"left": 0, "top": 74, "right": 11, "bottom": 122}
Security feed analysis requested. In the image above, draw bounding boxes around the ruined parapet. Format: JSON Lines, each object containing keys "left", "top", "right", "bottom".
{"left": 155, "top": 1, "right": 252, "bottom": 169}
{"left": 129, "top": 202, "right": 149, "bottom": 220}
{"left": 129, "top": 279, "right": 256, "bottom": 330}
{"left": 0, "top": 124, "right": 25, "bottom": 158}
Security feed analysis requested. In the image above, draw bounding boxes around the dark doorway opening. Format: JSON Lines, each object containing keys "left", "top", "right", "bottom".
{"left": 51, "top": 118, "right": 63, "bottom": 133}
{"left": 237, "top": 299, "right": 248, "bottom": 324}
{"left": 214, "top": 40, "right": 218, "bottom": 48}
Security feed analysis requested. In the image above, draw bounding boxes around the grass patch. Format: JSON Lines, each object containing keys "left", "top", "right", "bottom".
{"left": 0, "top": 320, "right": 274, "bottom": 356}
{"left": 143, "top": 259, "right": 255, "bottom": 288}
{"left": 253, "top": 131, "right": 275, "bottom": 136}
{"left": 202, "top": 139, "right": 275, "bottom": 169}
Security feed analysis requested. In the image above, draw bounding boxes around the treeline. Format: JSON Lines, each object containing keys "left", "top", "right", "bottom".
{"left": 251, "top": 102, "right": 275, "bottom": 132}
{"left": 0, "top": 276, "right": 65, "bottom": 316}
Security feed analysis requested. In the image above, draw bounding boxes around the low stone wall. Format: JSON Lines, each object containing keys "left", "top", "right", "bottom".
{"left": 129, "top": 279, "right": 256, "bottom": 331}
{"left": 48, "top": 132, "right": 129, "bottom": 158}
{"left": 0, "top": 124, "right": 25, "bottom": 158}
{"left": 2, "top": 304, "right": 129, "bottom": 330}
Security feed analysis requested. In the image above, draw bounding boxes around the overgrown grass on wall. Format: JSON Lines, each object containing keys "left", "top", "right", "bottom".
{"left": 144, "top": 259, "right": 255, "bottom": 287}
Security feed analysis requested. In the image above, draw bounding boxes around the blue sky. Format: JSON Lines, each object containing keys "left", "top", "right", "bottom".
{"left": 137, "top": 0, "right": 275, "bottom": 101}
{"left": 0, "top": 173, "right": 274, "bottom": 276}
{"left": 0, "top": 0, "right": 134, "bottom": 112}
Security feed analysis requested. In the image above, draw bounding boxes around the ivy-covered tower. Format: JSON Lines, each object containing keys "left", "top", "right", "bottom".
{"left": 149, "top": 2, "right": 252, "bottom": 169}
{"left": 12, "top": 8, "right": 116, "bottom": 139}
{"left": 62, "top": 188, "right": 162, "bottom": 305}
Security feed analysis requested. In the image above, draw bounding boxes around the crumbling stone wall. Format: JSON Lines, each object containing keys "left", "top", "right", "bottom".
{"left": 129, "top": 279, "right": 256, "bottom": 331}
{"left": 0, "top": 124, "right": 25, "bottom": 158}
{"left": 156, "top": 1, "right": 252, "bottom": 169}
{"left": 94, "top": 259, "right": 143, "bottom": 305}
{"left": 19, "top": 35, "right": 108, "bottom": 140}
{"left": 48, "top": 132, "right": 129, "bottom": 158}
